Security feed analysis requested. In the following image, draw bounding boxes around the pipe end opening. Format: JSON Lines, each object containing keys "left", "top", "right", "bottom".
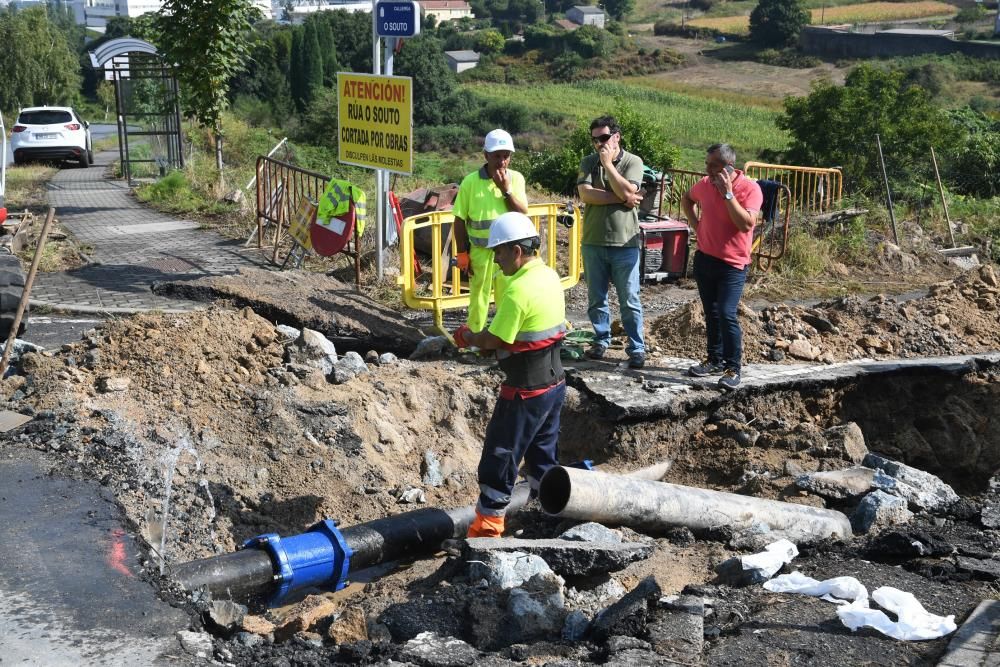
{"left": 539, "top": 466, "right": 571, "bottom": 515}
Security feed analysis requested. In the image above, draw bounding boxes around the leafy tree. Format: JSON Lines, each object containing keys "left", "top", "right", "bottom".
{"left": 475, "top": 29, "right": 505, "bottom": 54}
{"left": 313, "top": 17, "right": 340, "bottom": 86}
{"left": 302, "top": 20, "right": 324, "bottom": 103}
{"left": 97, "top": 81, "right": 116, "bottom": 120}
{"left": 229, "top": 27, "right": 294, "bottom": 122}
{"left": 323, "top": 10, "right": 372, "bottom": 72}
{"left": 0, "top": 7, "right": 80, "bottom": 110}
{"left": 749, "top": 0, "right": 810, "bottom": 47}
{"left": 154, "top": 0, "right": 262, "bottom": 188}
{"left": 602, "top": 0, "right": 635, "bottom": 21}
{"left": 567, "top": 24, "right": 616, "bottom": 58}
{"left": 946, "top": 107, "right": 1000, "bottom": 198}
{"left": 290, "top": 27, "right": 306, "bottom": 112}
{"left": 778, "top": 64, "right": 961, "bottom": 194}
{"left": 394, "top": 33, "right": 456, "bottom": 126}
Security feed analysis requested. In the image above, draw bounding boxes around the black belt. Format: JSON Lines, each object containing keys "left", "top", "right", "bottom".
{"left": 499, "top": 342, "right": 564, "bottom": 391}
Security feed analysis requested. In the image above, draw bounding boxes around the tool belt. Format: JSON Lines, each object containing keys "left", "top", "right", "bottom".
{"left": 499, "top": 342, "right": 564, "bottom": 391}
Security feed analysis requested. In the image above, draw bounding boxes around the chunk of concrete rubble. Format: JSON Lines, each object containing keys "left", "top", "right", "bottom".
{"left": 98, "top": 376, "right": 131, "bottom": 392}
{"left": 822, "top": 422, "right": 868, "bottom": 463}
{"left": 401, "top": 632, "right": 478, "bottom": 667}
{"left": 464, "top": 537, "right": 653, "bottom": 577}
{"left": 955, "top": 556, "right": 1000, "bottom": 580}
{"left": 980, "top": 472, "right": 1000, "bottom": 528}
{"left": 276, "top": 324, "right": 300, "bottom": 340}
{"left": 396, "top": 486, "right": 426, "bottom": 504}
{"left": 176, "top": 630, "right": 214, "bottom": 658}
{"left": 467, "top": 549, "right": 555, "bottom": 590}
{"left": 239, "top": 614, "right": 275, "bottom": 637}
{"left": 562, "top": 610, "right": 590, "bottom": 640}
{"left": 864, "top": 453, "right": 959, "bottom": 512}
{"left": 604, "top": 649, "right": 676, "bottom": 666}
{"left": 422, "top": 450, "right": 444, "bottom": 487}
{"left": 507, "top": 571, "right": 567, "bottom": 641}
{"left": 381, "top": 599, "right": 467, "bottom": 642}
{"left": 714, "top": 539, "right": 798, "bottom": 586}
{"left": 274, "top": 594, "right": 340, "bottom": 641}
{"left": 329, "top": 351, "right": 369, "bottom": 384}
{"left": 937, "top": 599, "right": 1000, "bottom": 667}
{"left": 787, "top": 339, "right": 821, "bottom": 360}
{"left": 286, "top": 328, "right": 338, "bottom": 375}
{"left": 607, "top": 635, "right": 652, "bottom": 654}
{"left": 205, "top": 599, "right": 246, "bottom": 635}
{"left": 326, "top": 607, "right": 369, "bottom": 644}
{"left": 853, "top": 490, "right": 913, "bottom": 533}
{"left": 795, "top": 466, "right": 876, "bottom": 500}
{"left": 378, "top": 352, "right": 399, "bottom": 365}
{"left": 589, "top": 575, "right": 663, "bottom": 642}
{"left": 864, "top": 529, "right": 954, "bottom": 560}
{"left": 410, "top": 335, "right": 449, "bottom": 360}
{"left": 647, "top": 594, "right": 704, "bottom": 661}
{"left": 559, "top": 522, "right": 623, "bottom": 544}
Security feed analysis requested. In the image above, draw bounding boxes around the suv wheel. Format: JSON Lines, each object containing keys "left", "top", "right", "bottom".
{"left": 79, "top": 151, "right": 91, "bottom": 168}
{"left": 88, "top": 149, "right": 94, "bottom": 164}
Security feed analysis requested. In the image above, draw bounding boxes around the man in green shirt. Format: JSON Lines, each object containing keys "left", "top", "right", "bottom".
{"left": 576, "top": 115, "right": 646, "bottom": 369}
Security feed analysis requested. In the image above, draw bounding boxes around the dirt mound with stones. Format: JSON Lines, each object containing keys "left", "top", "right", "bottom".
{"left": 649, "top": 265, "right": 1000, "bottom": 364}
{"left": 5, "top": 306, "right": 497, "bottom": 566}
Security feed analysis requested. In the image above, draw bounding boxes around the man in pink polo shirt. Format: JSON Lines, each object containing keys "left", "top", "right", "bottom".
{"left": 681, "top": 143, "right": 763, "bottom": 390}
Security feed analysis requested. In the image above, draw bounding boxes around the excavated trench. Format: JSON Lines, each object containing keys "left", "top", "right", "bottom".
{"left": 207, "top": 361, "right": 1000, "bottom": 666}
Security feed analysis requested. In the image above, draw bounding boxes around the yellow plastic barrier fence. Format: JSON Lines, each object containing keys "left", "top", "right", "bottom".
{"left": 743, "top": 162, "right": 843, "bottom": 214}
{"left": 401, "top": 203, "right": 582, "bottom": 336}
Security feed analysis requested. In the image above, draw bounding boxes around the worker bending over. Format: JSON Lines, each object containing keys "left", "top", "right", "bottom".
{"left": 452, "top": 129, "right": 529, "bottom": 333}
{"left": 453, "top": 212, "right": 567, "bottom": 538}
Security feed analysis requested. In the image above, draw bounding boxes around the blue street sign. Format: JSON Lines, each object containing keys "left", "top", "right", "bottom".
{"left": 375, "top": 0, "right": 421, "bottom": 38}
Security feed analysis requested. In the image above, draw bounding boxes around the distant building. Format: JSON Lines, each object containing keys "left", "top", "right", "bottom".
{"left": 445, "top": 50, "right": 480, "bottom": 73}
{"left": 75, "top": 0, "right": 272, "bottom": 30}
{"left": 285, "top": 0, "right": 371, "bottom": 23}
{"left": 421, "top": 0, "right": 473, "bottom": 23}
{"left": 566, "top": 5, "right": 604, "bottom": 27}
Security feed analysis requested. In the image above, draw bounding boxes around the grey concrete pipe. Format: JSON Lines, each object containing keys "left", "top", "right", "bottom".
{"left": 539, "top": 466, "right": 853, "bottom": 541}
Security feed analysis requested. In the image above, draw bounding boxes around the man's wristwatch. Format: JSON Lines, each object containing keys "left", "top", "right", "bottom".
{"left": 503, "top": 190, "right": 513, "bottom": 198}
{"left": 724, "top": 192, "right": 734, "bottom": 201}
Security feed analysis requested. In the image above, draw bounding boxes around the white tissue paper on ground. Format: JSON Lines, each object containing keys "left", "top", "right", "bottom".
{"left": 763, "top": 572, "right": 955, "bottom": 641}
{"left": 838, "top": 587, "right": 957, "bottom": 641}
{"left": 741, "top": 539, "right": 799, "bottom": 578}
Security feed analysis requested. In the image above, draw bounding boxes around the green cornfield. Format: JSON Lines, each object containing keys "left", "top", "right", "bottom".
{"left": 466, "top": 80, "right": 788, "bottom": 168}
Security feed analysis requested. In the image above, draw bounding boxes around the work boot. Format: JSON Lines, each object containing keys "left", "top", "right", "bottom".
{"left": 718, "top": 368, "right": 741, "bottom": 390}
{"left": 468, "top": 511, "right": 505, "bottom": 538}
{"left": 688, "top": 359, "right": 724, "bottom": 377}
{"left": 586, "top": 345, "right": 607, "bottom": 360}
{"left": 628, "top": 351, "right": 646, "bottom": 369}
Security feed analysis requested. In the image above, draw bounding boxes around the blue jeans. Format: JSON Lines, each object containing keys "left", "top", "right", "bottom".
{"left": 582, "top": 244, "right": 645, "bottom": 355}
{"left": 693, "top": 250, "right": 749, "bottom": 371}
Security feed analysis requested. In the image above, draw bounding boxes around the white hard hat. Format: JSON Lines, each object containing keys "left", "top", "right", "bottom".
{"left": 487, "top": 212, "right": 538, "bottom": 249}
{"left": 483, "top": 129, "right": 515, "bottom": 153}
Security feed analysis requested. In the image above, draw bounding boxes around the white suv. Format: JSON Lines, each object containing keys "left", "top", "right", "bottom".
{"left": 11, "top": 106, "right": 93, "bottom": 168}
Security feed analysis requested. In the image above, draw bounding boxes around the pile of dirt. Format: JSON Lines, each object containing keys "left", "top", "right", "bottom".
{"left": 6, "top": 306, "right": 497, "bottom": 566}
{"left": 649, "top": 264, "right": 1000, "bottom": 364}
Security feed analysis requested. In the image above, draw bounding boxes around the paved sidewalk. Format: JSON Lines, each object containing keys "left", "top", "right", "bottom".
{"left": 31, "top": 150, "right": 269, "bottom": 313}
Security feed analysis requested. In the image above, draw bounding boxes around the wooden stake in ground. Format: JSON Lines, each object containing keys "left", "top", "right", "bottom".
{"left": 930, "top": 146, "right": 957, "bottom": 249}
{"left": 875, "top": 133, "right": 899, "bottom": 246}
{"left": 0, "top": 207, "right": 55, "bottom": 378}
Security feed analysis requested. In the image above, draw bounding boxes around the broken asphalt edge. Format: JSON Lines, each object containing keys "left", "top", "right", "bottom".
{"left": 29, "top": 298, "right": 203, "bottom": 316}
{"left": 567, "top": 352, "right": 1000, "bottom": 422}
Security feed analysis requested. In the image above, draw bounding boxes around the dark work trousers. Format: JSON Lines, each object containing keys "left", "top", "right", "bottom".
{"left": 693, "top": 250, "right": 750, "bottom": 371}
{"left": 476, "top": 382, "right": 566, "bottom": 517}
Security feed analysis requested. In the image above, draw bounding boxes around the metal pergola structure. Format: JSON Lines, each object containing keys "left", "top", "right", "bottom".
{"left": 88, "top": 37, "right": 184, "bottom": 183}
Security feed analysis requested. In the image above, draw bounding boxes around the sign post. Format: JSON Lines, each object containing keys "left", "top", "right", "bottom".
{"left": 359, "top": 0, "right": 420, "bottom": 280}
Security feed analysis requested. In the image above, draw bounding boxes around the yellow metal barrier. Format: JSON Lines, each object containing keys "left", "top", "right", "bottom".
{"left": 743, "top": 162, "right": 843, "bottom": 214}
{"left": 401, "top": 203, "right": 582, "bottom": 336}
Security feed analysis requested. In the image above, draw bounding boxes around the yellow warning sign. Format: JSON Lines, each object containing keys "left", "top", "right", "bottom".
{"left": 337, "top": 73, "right": 413, "bottom": 175}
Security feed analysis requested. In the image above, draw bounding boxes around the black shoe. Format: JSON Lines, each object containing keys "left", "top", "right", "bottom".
{"left": 688, "top": 359, "right": 724, "bottom": 377}
{"left": 628, "top": 352, "right": 646, "bottom": 369}
{"left": 586, "top": 345, "right": 607, "bottom": 360}
{"left": 718, "top": 368, "right": 741, "bottom": 390}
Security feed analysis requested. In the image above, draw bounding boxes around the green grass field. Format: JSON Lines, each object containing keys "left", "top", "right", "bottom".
{"left": 466, "top": 80, "right": 788, "bottom": 170}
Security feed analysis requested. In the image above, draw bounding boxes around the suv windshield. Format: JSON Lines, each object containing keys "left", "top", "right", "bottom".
{"left": 18, "top": 110, "right": 73, "bottom": 125}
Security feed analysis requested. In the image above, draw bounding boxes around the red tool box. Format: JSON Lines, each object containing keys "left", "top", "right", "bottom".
{"left": 639, "top": 218, "right": 690, "bottom": 282}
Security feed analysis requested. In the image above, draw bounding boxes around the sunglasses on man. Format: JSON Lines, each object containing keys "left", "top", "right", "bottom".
{"left": 591, "top": 133, "right": 615, "bottom": 144}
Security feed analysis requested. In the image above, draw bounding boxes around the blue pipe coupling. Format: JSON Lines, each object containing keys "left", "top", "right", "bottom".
{"left": 243, "top": 519, "right": 353, "bottom": 604}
